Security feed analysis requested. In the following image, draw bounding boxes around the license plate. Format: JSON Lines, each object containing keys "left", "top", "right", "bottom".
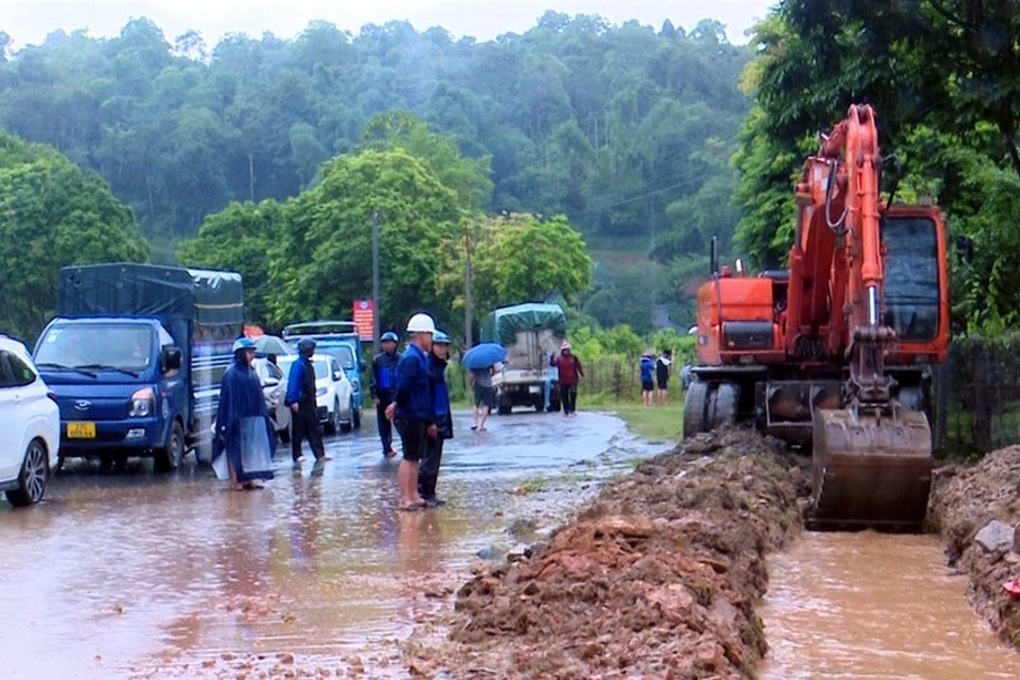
{"left": 529, "top": 385, "right": 542, "bottom": 394}
{"left": 67, "top": 422, "right": 96, "bottom": 438}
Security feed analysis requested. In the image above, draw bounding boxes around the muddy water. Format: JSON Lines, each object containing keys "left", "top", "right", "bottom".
{"left": 760, "top": 532, "right": 1020, "bottom": 678}
{"left": 0, "top": 410, "right": 662, "bottom": 677}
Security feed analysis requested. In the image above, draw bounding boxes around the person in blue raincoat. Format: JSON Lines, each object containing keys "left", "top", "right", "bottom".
{"left": 640, "top": 349, "right": 656, "bottom": 407}
{"left": 215, "top": 337, "right": 275, "bottom": 490}
{"left": 419, "top": 330, "right": 453, "bottom": 507}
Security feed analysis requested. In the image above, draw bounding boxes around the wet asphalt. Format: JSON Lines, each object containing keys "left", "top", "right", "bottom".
{"left": 0, "top": 409, "right": 664, "bottom": 677}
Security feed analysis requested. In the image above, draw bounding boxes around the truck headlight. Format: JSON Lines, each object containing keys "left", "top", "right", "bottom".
{"left": 130, "top": 387, "right": 155, "bottom": 417}
{"left": 316, "top": 387, "right": 327, "bottom": 397}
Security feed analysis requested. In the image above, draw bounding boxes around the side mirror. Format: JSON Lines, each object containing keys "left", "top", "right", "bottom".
{"left": 333, "top": 370, "right": 343, "bottom": 381}
{"left": 162, "top": 346, "right": 183, "bottom": 371}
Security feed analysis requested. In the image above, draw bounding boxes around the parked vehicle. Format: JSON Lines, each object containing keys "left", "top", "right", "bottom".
{"left": 253, "top": 357, "right": 291, "bottom": 440}
{"left": 277, "top": 353, "right": 354, "bottom": 434}
{"left": 0, "top": 334, "right": 60, "bottom": 506}
{"left": 282, "top": 321, "right": 364, "bottom": 430}
{"left": 33, "top": 263, "right": 244, "bottom": 471}
{"left": 481, "top": 303, "right": 567, "bottom": 414}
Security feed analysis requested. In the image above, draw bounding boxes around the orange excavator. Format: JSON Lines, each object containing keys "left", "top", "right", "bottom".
{"left": 684, "top": 104, "right": 949, "bottom": 530}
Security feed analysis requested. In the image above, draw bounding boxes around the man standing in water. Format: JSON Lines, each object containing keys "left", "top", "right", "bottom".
{"left": 286, "top": 337, "right": 331, "bottom": 463}
{"left": 371, "top": 330, "right": 402, "bottom": 458}
{"left": 419, "top": 330, "right": 453, "bottom": 507}
{"left": 386, "top": 313, "right": 436, "bottom": 511}
{"left": 215, "top": 337, "right": 275, "bottom": 490}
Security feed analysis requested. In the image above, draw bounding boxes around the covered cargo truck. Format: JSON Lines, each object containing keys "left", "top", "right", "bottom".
{"left": 480, "top": 303, "right": 567, "bottom": 414}
{"left": 33, "top": 263, "right": 244, "bottom": 470}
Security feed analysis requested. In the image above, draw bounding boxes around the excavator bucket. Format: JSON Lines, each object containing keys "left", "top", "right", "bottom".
{"left": 809, "top": 406, "right": 932, "bottom": 531}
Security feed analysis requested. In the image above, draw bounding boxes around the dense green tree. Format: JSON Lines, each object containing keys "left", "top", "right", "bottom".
{"left": 269, "top": 148, "right": 460, "bottom": 330}
{"left": 0, "top": 132, "right": 149, "bottom": 340}
{"left": 176, "top": 199, "right": 285, "bottom": 325}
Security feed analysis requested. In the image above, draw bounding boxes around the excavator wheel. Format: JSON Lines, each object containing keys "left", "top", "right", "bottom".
{"left": 683, "top": 381, "right": 709, "bottom": 436}
{"left": 683, "top": 381, "right": 740, "bottom": 438}
{"left": 809, "top": 405, "right": 932, "bottom": 531}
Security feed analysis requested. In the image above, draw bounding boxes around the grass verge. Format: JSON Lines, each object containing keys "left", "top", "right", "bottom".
{"left": 590, "top": 401, "right": 683, "bottom": 444}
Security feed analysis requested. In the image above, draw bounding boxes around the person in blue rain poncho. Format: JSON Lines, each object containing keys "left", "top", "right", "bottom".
{"left": 215, "top": 337, "right": 275, "bottom": 490}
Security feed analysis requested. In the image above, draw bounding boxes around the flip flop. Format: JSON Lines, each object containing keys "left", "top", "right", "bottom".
{"left": 398, "top": 504, "right": 420, "bottom": 512}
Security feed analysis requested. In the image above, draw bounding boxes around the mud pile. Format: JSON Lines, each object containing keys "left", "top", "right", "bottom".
{"left": 929, "top": 446, "right": 1020, "bottom": 647}
{"left": 414, "top": 427, "right": 803, "bottom": 678}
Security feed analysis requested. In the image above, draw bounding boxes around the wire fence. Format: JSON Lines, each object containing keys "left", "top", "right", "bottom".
{"left": 934, "top": 337, "right": 1020, "bottom": 456}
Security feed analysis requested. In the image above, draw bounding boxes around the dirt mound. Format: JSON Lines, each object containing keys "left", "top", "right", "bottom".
{"left": 415, "top": 427, "right": 803, "bottom": 678}
{"left": 929, "top": 445, "right": 1020, "bottom": 646}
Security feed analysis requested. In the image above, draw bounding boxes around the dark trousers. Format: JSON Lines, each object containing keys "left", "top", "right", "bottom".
{"left": 291, "top": 405, "right": 325, "bottom": 461}
{"left": 376, "top": 393, "right": 395, "bottom": 454}
{"left": 419, "top": 435, "right": 445, "bottom": 499}
{"left": 561, "top": 384, "right": 578, "bottom": 414}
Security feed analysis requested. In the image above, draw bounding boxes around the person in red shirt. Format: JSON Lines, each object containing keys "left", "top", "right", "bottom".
{"left": 550, "top": 340, "right": 584, "bottom": 417}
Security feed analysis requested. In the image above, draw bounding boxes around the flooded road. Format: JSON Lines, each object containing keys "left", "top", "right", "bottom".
{"left": 0, "top": 410, "right": 661, "bottom": 678}
{"left": 760, "top": 532, "right": 1020, "bottom": 678}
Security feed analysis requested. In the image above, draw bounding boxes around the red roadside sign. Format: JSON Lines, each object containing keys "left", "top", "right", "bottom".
{"left": 353, "top": 299, "right": 375, "bottom": 341}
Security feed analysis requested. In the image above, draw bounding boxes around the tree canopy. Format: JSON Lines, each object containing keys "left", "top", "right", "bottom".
{"left": 0, "top": 132, "right": 149, "bottom": 340}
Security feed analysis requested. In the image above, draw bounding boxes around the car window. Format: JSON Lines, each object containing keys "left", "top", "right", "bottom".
{"left": 0, "top": 350, "right": 37, "bottom": 388}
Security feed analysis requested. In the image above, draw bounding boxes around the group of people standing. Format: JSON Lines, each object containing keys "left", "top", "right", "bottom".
{"left": 640, "top": 348, "right": 674, "bottom": 406}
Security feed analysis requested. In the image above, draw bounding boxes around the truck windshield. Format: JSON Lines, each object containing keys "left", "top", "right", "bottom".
{"left": 35, "top": 323, "right": 154, "bottom": 372}
{"left": 319, "top": 344, "right": 355, "bottom": 368}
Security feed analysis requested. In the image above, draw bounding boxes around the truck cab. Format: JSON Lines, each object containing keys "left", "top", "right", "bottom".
{"left": 282, "top": 320, "right": 364, "bottom": 430}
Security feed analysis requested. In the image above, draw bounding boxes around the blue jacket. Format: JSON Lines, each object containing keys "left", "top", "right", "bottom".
{"left": 640, "top": 355, "right": 655, "bottom": 383}
{"left": 285, "top": 357, "right": 313, "bottom": 406}
{"left": 430, "top": 354, "right": 453, "bottom": 439}
{"left": 371, "top": 349, "right": 402, "bottom": 399}
{"left": 394, "top": 343, "right": 433, "bottom": 422}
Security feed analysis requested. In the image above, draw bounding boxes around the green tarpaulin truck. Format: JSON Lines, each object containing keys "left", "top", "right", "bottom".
{"left": 480, "top": 303, "right": 567, "bottom": 414}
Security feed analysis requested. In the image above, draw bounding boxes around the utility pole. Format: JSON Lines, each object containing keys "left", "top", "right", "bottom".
{"left": 464, "top": 220, "right": 474, "bottom": 348}
{"left": 372, "top": 210, "right": 380, "bottom": 357}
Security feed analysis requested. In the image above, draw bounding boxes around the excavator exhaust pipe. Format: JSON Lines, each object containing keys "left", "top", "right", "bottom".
{"left": 809, "top": 405, "right": 932, "bottom": 531}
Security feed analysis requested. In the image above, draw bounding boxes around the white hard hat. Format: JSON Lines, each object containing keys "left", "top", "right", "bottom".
{"left": 406, "top": 312, "right": 436, "bottom": 334}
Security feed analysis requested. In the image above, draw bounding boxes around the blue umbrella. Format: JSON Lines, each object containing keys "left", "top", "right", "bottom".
{"left": 461, "top": 343, "right": 507, "bottom": 371}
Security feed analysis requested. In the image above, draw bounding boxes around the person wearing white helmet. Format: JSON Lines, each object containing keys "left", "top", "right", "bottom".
{"left": 214, "top": 337, "right": 275, "bottom": 490}
{"left": 385, "top": 312, "right": 436, "bottom": 511}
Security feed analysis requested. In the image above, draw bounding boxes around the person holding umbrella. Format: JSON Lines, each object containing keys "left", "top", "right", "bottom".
{"left": 461, "top": 342, "right": 506, "bottom": 432}
{"left": 371, "top": 330, "right": 402, "bottom": 458}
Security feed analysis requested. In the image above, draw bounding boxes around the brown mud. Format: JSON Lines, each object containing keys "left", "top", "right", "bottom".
{"left": 410, "top": 427, "right": 805, "bottom": 678}
{"left": 929, "top": 445, "right": 1020, "bottom": 649}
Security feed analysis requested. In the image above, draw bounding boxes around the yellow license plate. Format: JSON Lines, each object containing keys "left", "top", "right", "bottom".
{"left": 67, "top": 422, "right": 96, "bottom": 438}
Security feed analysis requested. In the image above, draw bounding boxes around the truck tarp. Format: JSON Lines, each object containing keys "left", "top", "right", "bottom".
{"left": 58, "top": 263, "right": 244, "bottom": 326}
{"left": 480, "top": 303, "right": 567, "bottom": 346}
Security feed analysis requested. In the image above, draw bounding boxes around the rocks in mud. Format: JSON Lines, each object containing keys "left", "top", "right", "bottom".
{"left": 975, "top": 520, "right": 1016, "bottom": 553}
{"left": 929, "top": 444, "right": 1020, "bottom": 648}
{"left": 422, "top": 426, "right": 801, "bottom": 677}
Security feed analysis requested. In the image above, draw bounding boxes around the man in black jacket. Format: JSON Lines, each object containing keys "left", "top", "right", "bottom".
{"left": 371, "top": 330, "right": 402, "bottom": 458}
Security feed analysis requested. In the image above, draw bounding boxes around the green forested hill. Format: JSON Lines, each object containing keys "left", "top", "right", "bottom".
{"left": 0, "top": 12, "right": 751, "bottom": 265}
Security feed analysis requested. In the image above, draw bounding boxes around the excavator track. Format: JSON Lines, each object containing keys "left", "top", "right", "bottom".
{"left": 809, "top": 405, "right": 932, "bottom": 531}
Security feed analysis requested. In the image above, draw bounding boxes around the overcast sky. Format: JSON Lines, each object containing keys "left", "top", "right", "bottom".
{"left": 1, "top": 0, "right": 776, "bottom": 50}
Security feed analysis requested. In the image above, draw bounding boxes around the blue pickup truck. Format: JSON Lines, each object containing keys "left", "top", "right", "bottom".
{"left": 33, "top": 263, "right": 244, "bottom": 471}
{"left": 282, "top": 320, "right": 364, "bottom": 430}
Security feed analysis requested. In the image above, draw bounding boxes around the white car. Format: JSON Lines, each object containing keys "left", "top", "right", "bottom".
{"left": 0, "top": 335, "right": 60, "bottom": 506}
{"left": 278, "top": 354, "right": 354, "bottom": 434}
{"left": 253, "top": 357, "right": 291, "bottom": 439}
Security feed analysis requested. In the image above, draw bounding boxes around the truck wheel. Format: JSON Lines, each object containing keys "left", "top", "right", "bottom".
{"left": 550, "top": 392, "right": 562, "bottom": 413}
{"left": 154, "top": 421, "right": 185, "bottom": 473}
{"left": 497, "top": 393, "right": 512, "bottom": 415}
{"left": 353, "top": 405, "right": 362, "bottom": 429}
